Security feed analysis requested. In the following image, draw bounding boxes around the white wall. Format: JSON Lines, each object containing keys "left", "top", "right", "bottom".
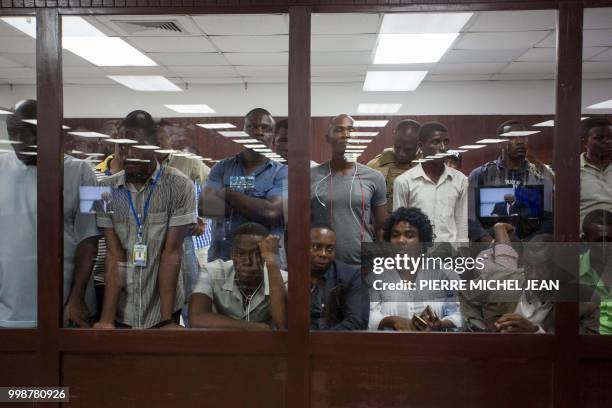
{"left": 1, "top": 79, "right": 611, "bottom": 118}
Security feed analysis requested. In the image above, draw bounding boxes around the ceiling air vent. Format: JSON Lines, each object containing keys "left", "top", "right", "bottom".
{"left": 112, "top": 20, "right": 185, "bottom": 35}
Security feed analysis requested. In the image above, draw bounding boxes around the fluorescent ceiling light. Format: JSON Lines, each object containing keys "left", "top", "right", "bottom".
{"left": 133, "top": 145, "right": 161, "bottom": 150}
{"left": 374, "top": 33, "right": 458, "bottom": 64}
{"left": 202, "top": 157, "right": 213, "bottom": 161}
{"left": 412, "top": 159, "right": 433, "bottom": 163}
{"left": 197, "top": 123, "right": 237, "bottom": 130}
{"left": 0, "top": 140, "right": 22, "bottom": 144}
{"left": 71, "top": 150, "right": 83, "bottom": 154}
{"left": 255, "top": 149, "right": 274, "bottom": 153}
{"left": 476, "top": 139, "right": 507, "bottom": 144}
{"left": 1, "top": 17, "right": 156, "bottom": 67}
{"left": 21, "top": 119, "right": 70, "bottom": 129}
{"left": 102, "top": 138, "right": 138, "bottom": 144}
{"left": 350, "top": 132, "right": 379, "bottom": 137}
{"left": 154, "top": 149, "right": 177, "bottom": 154}
{"left": 233, "top": 139, "right": 260, "bottom": 144}
{"left": 353, "top": 120, "right": 389, "bottom": 128}
{"left": 0, "top": 109, "right": 12, "bottom": 115}
{"left": 165, "top": 104, "right": 216, "bottom": 114}
{"left": 348, "top": 139, "right": 372, "bottom": 144}
{"left": 85, "top": 153, "right": 105, "bottom": 157}
{"left": 532, "top": 117, "right": 589, "bottom": 127}
{"left": 172, "top": 153, "right": 194, "bottom": 157}
{"left": 459, "top": 145, "right": 486, "bottom": 149}
{"left": 68, "top": 131, "right": 110, "bottom": 138}
{"left": 357, "top": 104, "right": 402, "bottom": 114}
{"left": 380, "top": 12, "right": 473, "bottom": 34}
{"left": 447, "top": 149, "right": 468, "bottom": 153}
{"left": 363, "top": 71, "right": 427, "bottom": 92}
{"left": 219, "top": 131, "right": 249, "bottom": 137}
{"left": 426, "top": 155, "right": 447, "bottom": 159}
{"left": 499, "top": 131, "right": 541, "bottom": 137}
{"left": 586, "top": 99, "right": 612, "bottom": 109}
{"left": 245, "top": 144, "right": 267, "bottom": 149}
{"left": 108, "top": 75, "right": 181, "bottom": 92}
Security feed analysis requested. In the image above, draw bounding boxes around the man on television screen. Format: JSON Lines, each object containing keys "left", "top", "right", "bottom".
{"left": 490, "top": 193, "right": 529, "bottom": 218}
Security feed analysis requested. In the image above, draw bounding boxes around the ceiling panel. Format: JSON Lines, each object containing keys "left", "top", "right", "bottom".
{"left": 63, "top": 67, "right": 105, "bottom": 78}
{"left": 584, "top": 8, "right": 612, "bottom": 29}
{"left": 193, "top": 15, "right": 288, "bottom": 36}
{"left": 209, "top": 35, "right": 288, "bottom": 53}
{"left": 234, "top": 66, "right": 287, "bottom": 77}
{"left": 64, "top": 77, "right": 115, "bottom": 85}
{"left": 519, "top": 47, "right": 608, "bottom": 62}
{"left": 178, "top": 77, "right": 244, "bottom": 84}
{"left": 166, "top": 65, "right": 238, "bottom": 77}
{"left": 312, "top": 76, "right": 365, "bottom": 83}
{"left": 455, "top": 31, "right": 551, "bottom": 50}
{"left": 225, "top": 52, "right": 288, "bottom": 66}
{"left": 433, "top": 62, "right": 507, "bottom": 74}
{"left": 0, "top": 37, "right": 35, "bottom": 53}
{"left": 583, "top": 61, "right": 612, "bottom": 73}
{"left": 311, "top": 65, "right": 368, "bottom": 76}
{"left": 312, "top": 13, "right": 381, "bottom": 35}
{"left": 466, "top": 10, "right": 556, "bottom": 32}
{"left": 591, "top": 48, "right": 612, "bottom": 61}
{"left": 501, "top": 62, "right": 556, "bottom": 74}
{"left": 311, "top": 34, "right": 377, "bottom": 52}
{"left": 0, "top": 67, "right": 35, "bottom": 78}
{"left": 147, "top": 52, "right": 228, "bottom": 66}
{"left": 490, "top": 73, "right": 555, "bottom": 80}
{"left": 127, "top": 37, "right": 216, "bottom": 53}
{"left": 0, "top": 55, "right": 22, "bottom": 68}
{"left": 311, "top": 51, "right": 372, "bottom": 65}
{"left": 440, "top": 48, "right": 525, "bottom": 63}
{"left": 583, "top": 72, "right": 612, "bottom": 80}
{"left": 426, "top": 74, "right": 492, "bottom": 81}
{"left": 101, "top": 66, "right": 173, "bottom": 76}
{"left": 0, "top": 77, "right": 35, "bottom": 85}
{"left": 584, "top": 30, "right": 612, "bottom": 47}
{"left": 242, "top": 76, "right": 288, "bottom": 83}
{"left": 0, "top": 20, "right": 30, "bottom": 37}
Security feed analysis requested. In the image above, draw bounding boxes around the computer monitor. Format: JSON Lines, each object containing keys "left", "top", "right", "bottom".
{"left": 478, "top": 185, "right": 544, "bottom": 219}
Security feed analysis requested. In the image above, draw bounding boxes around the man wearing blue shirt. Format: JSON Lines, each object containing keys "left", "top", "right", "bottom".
{"left": 201, "top": 108, "right": 287, "bottom": 263}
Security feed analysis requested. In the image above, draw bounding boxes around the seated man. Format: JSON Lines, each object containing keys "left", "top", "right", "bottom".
{"left": 310, "top": 223, "right": 369, "bottom": 330}
{"left": 580, "top": 209, "right": 612, "bottom": 334}
{"left": 369, "top": 207, "right": 462, "bottom": 331}
{"left": 462, "top": 223, "right": 599, "bottom": 334}
{"left": 491, "top": 193, "right": 529, "bottom": 218}
{"left": 189, "top": 222, "right": 287, "bottom": 330}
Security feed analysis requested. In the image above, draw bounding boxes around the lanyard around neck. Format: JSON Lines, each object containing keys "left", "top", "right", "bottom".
{"left": 124, "top": 167, "right": 164, "bottom": 242}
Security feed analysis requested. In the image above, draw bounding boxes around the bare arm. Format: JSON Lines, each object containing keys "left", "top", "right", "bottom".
{"left": 159, "top": 225, "right": 192, "bottom": 321}
{"left": 94, "top": 228, "right": 126, "bottom": 328}
{"left": 200, "top": 186, "right": 227, "bottom": 218}
{"left": 188, "top": 294, "right": 270, "bottom": 330}
{"left": 223, "top": 189, "right": 284, "bottom": 227}
{"left": 258, "top": 235, "right": 287, "bottom": 329}
{"left": 65, "top": 235, "right": 99, "bottom": 327}
{"left": 372, "top": 204, "right": 388, "bottom": 241}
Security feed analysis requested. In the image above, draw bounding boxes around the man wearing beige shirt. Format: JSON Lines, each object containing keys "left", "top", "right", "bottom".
{"left": 393, "top": 122, "right": 468, "bottom": 244}
{"left": 580, "top": 117, "right": 612, "bottom": 229}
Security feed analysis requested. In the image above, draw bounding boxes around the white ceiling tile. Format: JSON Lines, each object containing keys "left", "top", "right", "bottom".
{"left": 225, "top": 53, "right": 288, "bottom": 66}
{"left": 501, "top": 62, "right": 556, "bottom": 74}
{"left": 0, "top": 37, "right": 35, "bottom": 53}
{"left": 210, "top": 35, "right": 288, "bottom": 53}
{"left": 0, "top": 67, "right": 35, "bottom": 78}
{"left": 193, "top": 15, "right": 288, "bottom": 36}
{"left": 584, "top": 30, "right": 612, "bottom": 47}
{"left": 101, "top": 66, "right": 173, "bottom": 76}
{"left": 312, "top": 13, "right": 381, "bottom": 35}
{"left": 166, "top": 66, "right": 238, "bottom": 77}
{"left": 63, "top": 67, "right": 105, "bottom": 78}
{"left": 63, "top": 52, "right": 95, "bottom": 67}
{"left": 0, "top": 55, "right": 23, "bottom": 68}
{"left": 0, "top": 77, "right": 35, "bottom": 85}
{"left": 536, "top": 32, "right": 556, "bottom": 47}
{"left": 583, "top": 61, "right": 612, "bottom": 73}
{"left": 312, "top": 65, "right": 368, "bottom": 76}
{"left": 64, "top": 77, "right": 115, "bottom": 85}
{"left": 456, "top": 31, "right": 551, "bottom": 50}
{"left": 467, "top": 10, "right": 556, "bottom": 32}
{"left": 311, "top": 51, "right": 372, "bottom": 65}
{"left": 242, "top": 76, "right": 288, "bottom": 84}
{"left": 179, "top": 77, "right": 244, "bottom": 84}
{"left": 0, "top": 20, "right": 31, "bottom": 37}
{"left": 490, "top": 73, "right": 555, "bottom": 80}
{"left": 312, "top": 35, "right": 377, "bottom": 52}
{"left": 591, "top": 48, "right": 612, "bottom": 61}
{"left": 426, "top": 74, "right": 492, "bottom": 81}
{"left": 583, "top": 72, "right": 612, "bottom": 79}
{"left": 127, "top": 37, "right": 216, "bottom": 53}
{"left": 434, "top": 62, "right": 506, "bottom": 74}
{"left": 518, "top": 47, "right": 608, "bottom": 62}
{"left": 440, "top": 49, "right": 524, "bottom": 63}
{"left": 94, "top": 15, "right": 203, "bottom": 37}
{"left": 584, "top": 8, "right": 612, "bottom": 29}
{"left": 234, "top": 66, "right": 287, "bottom": 78}
{"left": 312, "top": 76, "right": 364, "bottom": 83}
{"left": 148, "top": 52, "right": 228, "bottom": 66}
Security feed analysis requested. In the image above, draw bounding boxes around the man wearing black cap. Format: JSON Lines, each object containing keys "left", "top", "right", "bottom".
{"left": 467, "top": 120, "right": 554, "bottom": 242}
{"left": 93, "top": 110, "right": 197, "bottom": 329}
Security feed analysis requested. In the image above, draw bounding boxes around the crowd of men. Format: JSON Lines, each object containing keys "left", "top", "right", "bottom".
{"left": 0, "top": 99, "right": 610, "bottom": 334}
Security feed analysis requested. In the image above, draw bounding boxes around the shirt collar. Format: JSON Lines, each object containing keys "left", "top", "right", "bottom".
{"left": 118, "top": 160, "right": 162, "bottom": 191}
{"left": 410, "top": 163, "right": 453, "bottom": 183}
{"left": 377, "top": 148, "right": 397, "bottom": 166}
{"left": 580, "top": 152, "right": 606, "bottom": 171}
{"left": 223, "top": 262, "right": 271, "bottom": 297}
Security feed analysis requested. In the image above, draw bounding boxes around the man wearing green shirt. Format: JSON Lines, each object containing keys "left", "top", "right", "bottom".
{"left": 580, "top": 209, "right": 612, "bottom": 334}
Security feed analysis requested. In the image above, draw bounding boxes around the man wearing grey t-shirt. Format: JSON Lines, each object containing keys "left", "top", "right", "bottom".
{"left": 311, "top": 114, "right": 388, "bottom": 266}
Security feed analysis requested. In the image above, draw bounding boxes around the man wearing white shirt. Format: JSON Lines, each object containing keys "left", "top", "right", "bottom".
{"left": 393, "top": 122, "right": 468, "bottom": 244}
